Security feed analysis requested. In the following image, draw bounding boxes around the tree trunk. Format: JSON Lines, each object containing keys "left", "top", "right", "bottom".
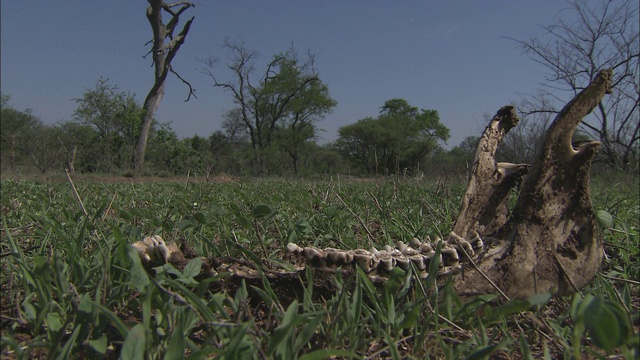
{"left": 135, "top": 84, "right": 165, "bottom": 173}
{"left": 134, "top": 0, "right": 194, "bottom": 175}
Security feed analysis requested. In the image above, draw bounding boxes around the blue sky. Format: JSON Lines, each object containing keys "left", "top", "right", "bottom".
{"left": 1, "top": 1, "right": 582, "bottom": 148}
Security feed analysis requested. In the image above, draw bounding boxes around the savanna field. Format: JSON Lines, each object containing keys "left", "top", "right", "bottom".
{"left": 1, "top": 173, "right": 638, "bottom": 359}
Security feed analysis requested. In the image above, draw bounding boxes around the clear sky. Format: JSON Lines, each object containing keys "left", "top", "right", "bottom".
{"left": 1, "top": 1, "right": 583, "bottom": 148}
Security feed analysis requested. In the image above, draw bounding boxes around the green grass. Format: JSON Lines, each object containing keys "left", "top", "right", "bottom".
{"left": 1, "top": 174, "right": 638, "bottom": 359}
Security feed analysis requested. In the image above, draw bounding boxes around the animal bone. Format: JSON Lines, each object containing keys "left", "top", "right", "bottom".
{"left": 450, "top": 69, "right": 611, "bottom": 298}
{"left": 134, "top": 233, "right": 467, "bottom": 280}
{"left": 132, "top": 70, "right": 611, "bottom": 300}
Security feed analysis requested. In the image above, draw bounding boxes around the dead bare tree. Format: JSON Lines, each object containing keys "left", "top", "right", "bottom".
{"left": 135, "top": 0, "right": 196, "bottom": 175}
{"left": 513, "top": 0, "right": 639, "bottom": 172}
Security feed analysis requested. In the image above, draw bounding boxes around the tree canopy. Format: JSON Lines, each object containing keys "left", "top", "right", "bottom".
{"left": 336, "top": 99, "right": 449, "bottom": 175}
{"left": 72, "top": 78, "right": 145, "bottom": 172}
{"left": 204, "top": 41, "right": 336, "bottom": 174}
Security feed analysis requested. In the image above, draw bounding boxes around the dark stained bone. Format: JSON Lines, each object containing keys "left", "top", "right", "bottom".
{"left": 452, "top": 106, "right": 530, "bottom": 239}
{"left": 451, "top": 69, "right": 611, "bottom": 298}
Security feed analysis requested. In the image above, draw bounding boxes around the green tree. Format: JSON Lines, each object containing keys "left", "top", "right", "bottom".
{"left": 303, "top": 143, "right": 348, "bottom": 176}
{"left": 204, "top": 41, "right": 336, "bottom": 174}
{"left": 454, "top": 135, "right": 480, "bottom": 165}
{"left": 336, "top": 99, "right": 449, "bottom": 175}
{"left": 26, "top": 124, "right": 65, "bottom": 174}
{"left": 0, "top": 95, "right": 67, "bottom": 174}
{"left": 73, "top": 78, "right": 145, "bottom": 172}
{"left": 274, "top": 122, "right": 315, "bottom": 174}
{"left": 335, "top": 117, "right": 382, "bottom": 174}
{"left": 146, "top": 124, "right": 202, "bottom": 175}
{"left": 58, "top": 122, "right": 101, "bottom": 173}
{"left": 199, "top": 110, "right": 256, "bottom": 176}
{"left": 0, "top": 94, "right": 42, "bottom": 171}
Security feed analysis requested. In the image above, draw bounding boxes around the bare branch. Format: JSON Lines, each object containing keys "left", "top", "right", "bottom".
{"left": 509, "top": 0, "right": 639, "bottom": 171}
{"left": 169, "top": 66, "right": 196, "bottom": 101}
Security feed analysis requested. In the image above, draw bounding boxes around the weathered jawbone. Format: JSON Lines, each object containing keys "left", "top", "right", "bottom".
{"left": 450, "top": 69, "right": 610, "bottom": 299}
{"left": 133, "top": 70, "right": 611, "bottom": 300}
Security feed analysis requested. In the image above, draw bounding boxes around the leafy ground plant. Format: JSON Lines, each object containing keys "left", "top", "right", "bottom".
{"left": 1, "top": 174, "right": 638, "bottom": 359}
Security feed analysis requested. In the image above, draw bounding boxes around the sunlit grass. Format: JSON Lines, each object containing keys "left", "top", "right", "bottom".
{"left": 1, "top": 174, "right": 637, "bottom": 358}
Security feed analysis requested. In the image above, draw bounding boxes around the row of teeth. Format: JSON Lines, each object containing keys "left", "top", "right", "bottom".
{"left": 285, "top": 231, "right": 482, "bottom": 276}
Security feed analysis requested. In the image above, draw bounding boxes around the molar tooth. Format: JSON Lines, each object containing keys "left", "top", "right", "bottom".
{"left": 352, "top": 249, "right": 371, "bottom": 257}
{"left": 441, "top": 247, "right": 459, "bottom": 266}
{"left": 325, "top": 248, "right": 352, "bottom": 267}
{"left": 409, "top": 255, "right": 426, "bottom": 271}
{"left": 375, "top": 250, "right": 396, "bottom": 272}
{"left": 420, "top": 242, "right": 434, "bottom": 256}
{"left": 396, "top": 241, "right": 407, "bottom": 252}
{"left": 423, "top": 249, "right": 436, "bottom": 259}
{"left": 324, "top": 248, "right": 339, "bottom": 265}
{"left": 469, "top": 230, "right": 484, "bottom": 250}
{"left": 337, "top": 251, "right": 354, "bottom": 265}
{"left": 285, "top": 243, "right": 305, "bottom": 268}
{"left": 448, "top": 231, "right": 474, "bottom": 256}
{"left": 389, "top": 248, "right": 403, "bottom": 257}
{"left": 392, "top": 254, "right": 410, "bottom": 271}
{"left": 303, "top": 247, "right": 325, "bottom": 267}
{"left": 370, "top": 256, "right": 380, "bottom": 272}
{"left": 402, "top": 247, "right": 420, "bottom": 256}
{"left": 352, "top": 249, "right": 376, "bottom": 273}
{"left": 408, "top": 238, "right": 422, "bottom": 249}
